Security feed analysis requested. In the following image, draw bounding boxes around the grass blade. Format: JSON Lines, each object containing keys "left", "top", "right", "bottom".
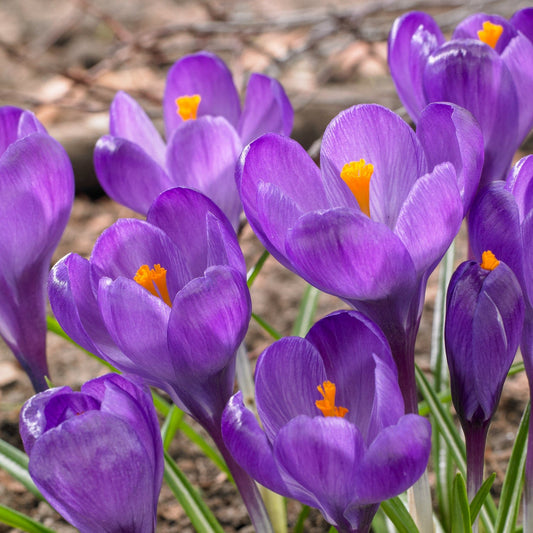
{"left": 291, "top": 284, "right": 320, "bottom": 337}
{"left": 0, "top": 439, "right": 41, "bottom": 500}
{"left": 0, "top": 505, "right": 55, "bottom": 533}
{"left": 380, "top": 496, "right": 420, "bottom": 533}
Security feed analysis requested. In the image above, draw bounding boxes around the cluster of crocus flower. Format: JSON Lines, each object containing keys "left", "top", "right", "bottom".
{"left": 388, "top": 8, "right": 533, "bottom": 186}
{"left": 19, "top": 373, "right": 163, "bottom": 533}
{"left": 223, "top": 310, "right": 432, "bottom": 533}
{"left": 94, "top": 51, "right": 293, "bottom": 229}
{"left": 0, "top": 106, "right": 74, "bottom": 392}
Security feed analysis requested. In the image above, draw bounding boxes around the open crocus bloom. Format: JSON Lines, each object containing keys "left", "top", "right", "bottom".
{"left": 0, "top": 106, "right": 74, "bottom": 392}
{"left": 19, "top": 373, "right": 163, "bottom": 533}
{"left": 222, "top": 311, "right": 431, "bottom": 533}
{"left": 388, "top": 9, "right": 533, "bottom": 185}
{"left": 48, "top": 187, "right": 249, "bottom": 432}
{"left": 94, "top": 51, "right": 293, "bottom": 228}
{"left": 238, "top": 102, "right": 482, "bottom": 412}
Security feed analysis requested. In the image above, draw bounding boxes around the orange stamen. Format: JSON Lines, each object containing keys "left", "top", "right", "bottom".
{"left": 340, "top": 159, "right": 373, "bottom": 217}
{"left": 134, "top": 264, "right": 172, "bottom": 306}
{"left": 480, "top": 250, "right": 500, "bottom": 271}
{"left": 315, "top": 381, "right": 348, "bottom": 418}
{"left": 175, "top": 94, "right": 201, "bottom": 121}
{"left": 477, "top": 21, "right": 503, "bottom": 49}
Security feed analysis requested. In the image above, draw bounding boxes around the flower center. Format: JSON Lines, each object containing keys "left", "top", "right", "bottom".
{"left": 340, "top": 159, "right": 373, "bottom": 217}
{"left": 480, "top": 250, "right": 500, "bottom": 271}
{"left": 477, "top": 21, "right": 503, "bottom": 49}
{"left": 315, "top": 380, "right": 348, "bottom": 418}
{"left": 175, "top": 95, "right": 201, "bottom": 121}
{"left": 134, "top": 264, "right": 172, "bottom": 306}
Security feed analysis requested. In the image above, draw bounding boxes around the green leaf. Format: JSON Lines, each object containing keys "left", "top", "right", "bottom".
{"left": 0, "top": 505, "right": 55, "bottom": 533}
{"left": 494, "top": 402, "right": 530, "bottom": 533}
{"left": 0, "top": 439, "right": 42, "bottom": 500}
{"left": 247, "top": 249, "right": 270, "bottom": 287}
{"left": 293, "top": 505, "right": 310, "bottom": 533}
{"left": 163, "top": 451, "right": 225, "bottom": 533}
{"left": 470, "top": 473, "right": 495, "bottom": 524}
{"left": 380, "top": 496, "right": 420, "bottom": 533}
{"left": 161, "top": 404, "right": 185, "bottom": 451}
{"left": 451, "top": 473, "right": 471, "bottom": 533}
{"left": 252, "top": 312, "right": 282, "bottom": 340}
{"left": 291, "top": 284, "right": 320, "bottom": 337}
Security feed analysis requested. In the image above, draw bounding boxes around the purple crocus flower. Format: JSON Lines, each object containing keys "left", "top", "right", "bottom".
{"left": 222, "top": 310, "right": 431, "bottom": 533}
{"left": 445, "top": 252, "right": 524, "bottom": 500}
{"left": 0, "top": 106, "right": 74, "bottom": 392}
{"left": 94, "top": 51, "right": 293, "bottom": 229}
{"left": 19, "top": 373, "right": 163, "bottom": 533}
{"left": 238, "top": 102, "right": 482, "bottom": 413}
{"left": 388, "top": 9, "right": 533, "bottom": 185}
{"left": 48, "top": 186, "right": 272, "bottom": 532}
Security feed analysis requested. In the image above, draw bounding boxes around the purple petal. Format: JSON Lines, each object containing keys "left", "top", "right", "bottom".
{"left": 0, "top": 106, "right": 24, "bottom": 157}
{"left": 453, "top": 14, "right": 514, "bottom": 51}
{"left": 320, "top": 104, "right": 428, "bottom": 227}
{"left": 238, "top": 73, "right": 294, "bottom": 146}
{"left": 423, "top": 40, "right": 519, "bottom": 183}
{"left": 94, "top": 135, "right": 173, "bottom": 215}
{"left": 305, "top": 310, "right": 403, "bottom": 443}
{"left": 254, "top": 337, "right": 327, "bottom": 443}
{"left": 147, "top": 187, "right": 245, "bottom": 277}
{"left": 274, "top": 415, "right": 365, "bottom": 529}
{"left": 505, "top": 155, "right": 533, "bottom": 221}
{"left": 511, "top": 8, "right": 533, "bottom": 45}
{"left": 417, "top": 102, "right": 483, "bottom": 214}
{"left": 394, "top": 162, "right": 462, "bottom": 275}
{"left": 221, "top": 392, "right": 292, "bottom": 497}
{"left": 167, "top": 266, "right": 250, "bottom": 377}
{"left": 353, "top": 414, "right": 431, "bottom": 504}
{"left": 285, "top": 208, "right": 417, "bottom": 301}
{"left": 98, "top": 276, "right": 175, "bottom": 386}
{"left": 165, "top": 116, "right": 243, "bottom": 229}
{"left": 109, "top": 91, "right": 166, "bottom": 168}
{"left": 90, "top": 218, "right": 191, "bottom": 296}
{"left": 388, "top": 12, "right": 445, "bottom": 122}
{"left": 163, "top": 52, "right": 241, "bottom": 137}
{"left": 29, "top": 411, "right": 157, "bottom": 533}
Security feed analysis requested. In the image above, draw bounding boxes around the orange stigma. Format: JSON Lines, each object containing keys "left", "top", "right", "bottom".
{"left": 480, "top": 250, "right": 500, "bottom": 271}
{"left": 477, "top": 21, "right": 503, "bottom": 49}
{"left": 175, "top": 94, "right": 201, "bottom": 121}
{"left": 340, "top": 159, "right": 373, "bottom": 216}
{"left": 134, "top": 264, "right": 172, "bottom": 306}
{"left": 315, "top": 381, "right": 348, "bottom": 418}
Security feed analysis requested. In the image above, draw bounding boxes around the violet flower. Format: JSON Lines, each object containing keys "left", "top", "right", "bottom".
{"left": 238, "top": 102, "right": 482, "bottom": 413}
{"left": 445, "top": 252, "right": 524, "bottom": 501}
{"left": 94, "top": 51, "right": 293, "bottom": 229}
{"left": 388, "top": 9, "right": 533, "bottom": 185}
{"left": 19, "top": 373, "right": 163, "bottom": 533}
{"left": 48, "top": 186, "right": 272, "bottom": 532}
{"left": 0, "top": 106, "right": 74, "bottom": 392}
{"left": 222, "top": 310, "right": 431, "bottom": 533}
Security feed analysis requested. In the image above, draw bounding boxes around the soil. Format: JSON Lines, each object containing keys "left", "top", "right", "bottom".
{"left": 0, "top": 0, "right": 531, "bottom": 531}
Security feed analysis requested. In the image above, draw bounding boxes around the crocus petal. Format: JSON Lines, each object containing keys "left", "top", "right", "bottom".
{"left": 90, "top": 218, "right": 191, "bottom": 296}
{"left": 17, "top": 110, "right": 46, "bottom": 137}
{"left": 274, "top": 415, "right": 365, "bottom": 529}
{"left": 165, "top": 116, "right": 243, "bottom": 229}
{"left": 423, "top": 40, "right": 518, "bottom": 183}
{"left": 221, "top": 392, "right": 292, "bottom": 497}
{"left": 521, "top": 212, "right": 533, "bottom": 306}
{"left": 97, "top": 276, "right": 175, "bottom": 386}
{"left": 505, "top": 155, "right": 533, "bottom": 220}
{"left": 163, "top": 51, "right": 241, "bottom": 137}
{"left": 167, "top": 266, "right": 250, "bottom": 377}
{"left": 254, "top": 337, "right": 327, "bottom": 443}
{"left": 94, "top": 135, "right": 173, "bottom": 215}
{"left": 417, "top": 102, "right": 483, "bottom": 214}
{"left": 238, "top": 73, "right": 294, "bottom": 146}
{"left": 285, "top": 208, "right": 417, "bottom": 301}
{"left": 388, "top": 12, "right": 445, "bottom": 122}
{"left": 453, "top": 14, "right": 514, "bottom": 51}
{"left": 352, "top": 414, "right": 431, "bottom": 504}
{"left": 147, "top": 187, "right": 245, "bottom": 277}
{"left": 320, "top": 104, "right": 428, "bottom": 227}
{"left": 109, "top": 91, "right": 166, "bottom": 168}
{"left": 29, "top": 411, "right": 156, "bottom": 533}
{"left": 511, "top": 8, "right": 533, "bottom": 45}
{"left": 48, "top": 254, "right": 130, "bottom": 367}
{"left": 305, "top": 310, "right": 403, "bottom": 442}
{"left": 394, "top": 162, "right": 462, "bottom": 275}
{"left": 0, "top": 106, "right": 24, "bottom": 157}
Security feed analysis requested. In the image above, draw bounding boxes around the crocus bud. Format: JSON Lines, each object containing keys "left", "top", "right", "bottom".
{"left": 19, "top": 373, "right": 163, "bottom": 533}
